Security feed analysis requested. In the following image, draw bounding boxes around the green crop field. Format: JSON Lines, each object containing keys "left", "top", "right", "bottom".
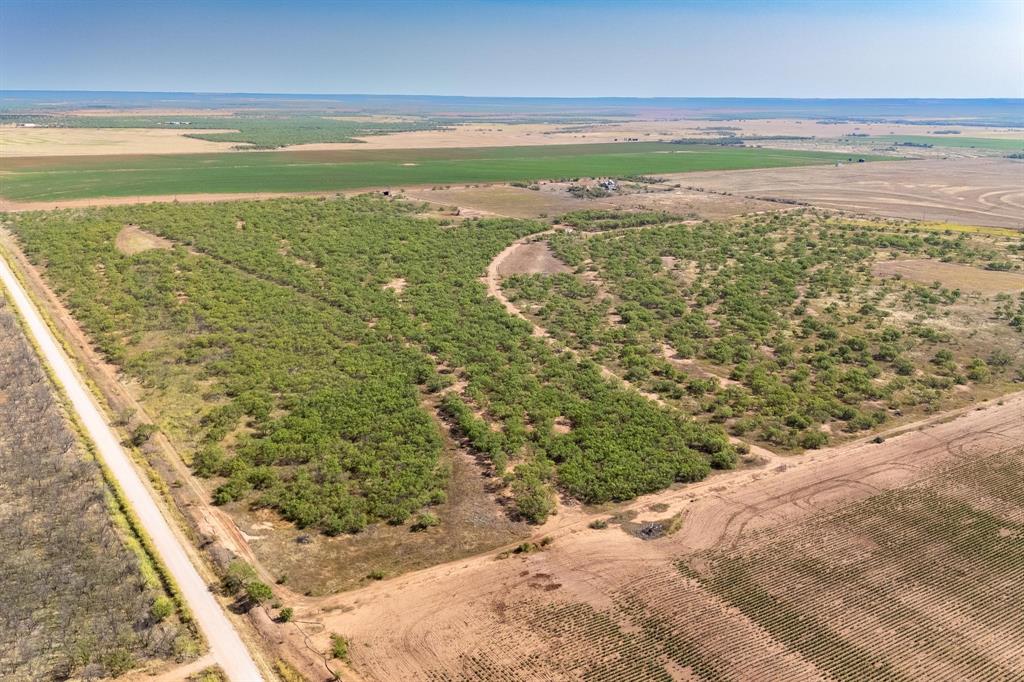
{"left": 0, "top": 143, "right": 881, "bottom": 201}
{"left": 844, "top": 134, "right": 1024, "bottom": 152}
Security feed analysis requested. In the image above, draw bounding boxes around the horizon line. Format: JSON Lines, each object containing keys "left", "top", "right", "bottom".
{"left": 3, "top": 89, "right": 1023, "bottom": 102}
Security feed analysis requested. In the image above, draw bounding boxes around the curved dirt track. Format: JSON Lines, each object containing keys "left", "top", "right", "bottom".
{"left": 485, "top": 228, "right": 778, "bottom": 462}
{"left": 0, "top": 257, "right": 265, "bottom": 682}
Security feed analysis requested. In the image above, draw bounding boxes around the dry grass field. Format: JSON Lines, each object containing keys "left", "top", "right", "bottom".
{"left": 295, "top": 394, "right": 1024, "bottom": 682}
{"left": 403, "top": 182, "right": 782, "bottom": 221}
{"left": 668, "top": 158, "right": 1024, "bottom": 229}
{"left": 873, "top": 259, "right": 1024, "bottom": 294}
{"left": 0, "top": 126, "right": 239, "bottom": 156}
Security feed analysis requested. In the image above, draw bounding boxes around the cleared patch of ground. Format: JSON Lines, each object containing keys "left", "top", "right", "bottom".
{"left": 496, "top": 241, "right": 572, "bottom": 276}
{"left": 669, "top": 158, "right": 1024, "bottom": 229}
{"left": 382, "top": 277, "right": 407, "bottom": 294}
{"left": 293, "top": 395, "right": 1024, "bottom": 681}
{"left": 405, "top": 180, "right": 785, "bottom": 222}
{"left": 115, "top": 224, "right": 175, "bottom": 255}
{"left": 404, "top": 184, "right": 607, "bottom": 218}
{"left": 874, "top": 258, "right": 1024, "bottom": 294}
{"left": 0, "top": 126, "right": 239, "bottom": 156}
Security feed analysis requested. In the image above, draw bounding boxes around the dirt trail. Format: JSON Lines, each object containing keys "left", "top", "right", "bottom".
{"left": 485, "top": 225, "right": 777, "bottom": 462}
{"left": 0, "top": 252, "right": 265, "bottom": 681}
{"left": 125, "top": 654, "right": 215, "bottom": 682}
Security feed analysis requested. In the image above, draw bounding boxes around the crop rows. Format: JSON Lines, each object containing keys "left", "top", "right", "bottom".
{"left": 412, "top": 445, "right": 1024, "bottom": 682}
{"left": 682, "top": 446, "right": 1024, "bottom": 681}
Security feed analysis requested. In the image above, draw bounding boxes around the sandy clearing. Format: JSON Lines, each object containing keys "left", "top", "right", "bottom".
{"left": 114, "top": 224, "right": 174, "bottom": 255}
{"left": 668, "top": 158, "right": 1024, "bottom": 229}
{"left": 0, "top": 254, "right": 265, "bottom": 682}
{"left": 382, "top": 277, "right": 407, "bottom": 294}
{"left": 0, "top": 126, "right": 240, "bottom": 156}
{"left": 874, "top": 258, "right": 1024, "bottom": 294}
{"left": 495, "top": 240, "right": 572, "bottom": 276}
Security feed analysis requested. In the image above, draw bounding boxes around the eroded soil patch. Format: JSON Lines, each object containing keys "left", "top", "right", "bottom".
{"left": 115, "top": 224, "right": 174, "bottom": 255}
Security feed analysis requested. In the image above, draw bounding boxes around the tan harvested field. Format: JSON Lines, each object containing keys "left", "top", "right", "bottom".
{"left": 7, "top": 118, "right": 1018, "bottom": 158}
{"left": 295, "top": 119, "right": 1023, "bottom": 151}
{"left": 291, "top": 394, "right": 1024, "bottom": 681}
{"left": 404, "top": 184, "right": 605, "bottom": 218}
{"left": 0, "top": 126, "right": 239, "bottom": 156}
{"left": 874, "top": 259, "right": 1024, "bottom": 294}
{"left": 670, "top": 158, "right": 1024, "bottom": 229}
{"left": 404, "top": 182, "right": 781, "bottom": 221}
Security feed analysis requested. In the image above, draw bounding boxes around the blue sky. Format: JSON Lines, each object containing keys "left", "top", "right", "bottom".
{"left": 1, "top": 0, "right": 1021, "bottom": 97}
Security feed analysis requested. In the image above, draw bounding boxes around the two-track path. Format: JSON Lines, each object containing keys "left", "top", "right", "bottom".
{"left": 0, "top": 256, "right": 264, "bottom": 682}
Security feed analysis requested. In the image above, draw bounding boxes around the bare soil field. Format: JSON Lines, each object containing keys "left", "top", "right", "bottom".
{"left": 670, "top": 158, "right": 1024, "bottom": 229}
{"left": 601, "top": 184, "right": 784, "bottom": 218}
{"left": 874, "top": 259, "right": 1024, "bottom": 294}
{"left": 295, "top": 393, "right": 1024, "bottom": 681}
{"left": 0, "top": 126, "right": 239, "bottom": 156}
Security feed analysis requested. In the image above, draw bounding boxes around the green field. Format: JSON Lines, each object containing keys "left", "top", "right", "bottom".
{"left": 845, "top": 134, "right": 1024, "bottom": 152}
{"left": 0, "top": 143, "right": 881, "bottom": 201}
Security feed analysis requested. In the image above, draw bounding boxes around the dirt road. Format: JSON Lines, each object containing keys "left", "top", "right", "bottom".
{"left": 0, "top": 256, "right": 265, "bottom": 682}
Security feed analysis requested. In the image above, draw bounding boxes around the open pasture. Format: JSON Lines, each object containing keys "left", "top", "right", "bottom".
{"left": 873, "top": 258, "right": 1024, "bottom": 294}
